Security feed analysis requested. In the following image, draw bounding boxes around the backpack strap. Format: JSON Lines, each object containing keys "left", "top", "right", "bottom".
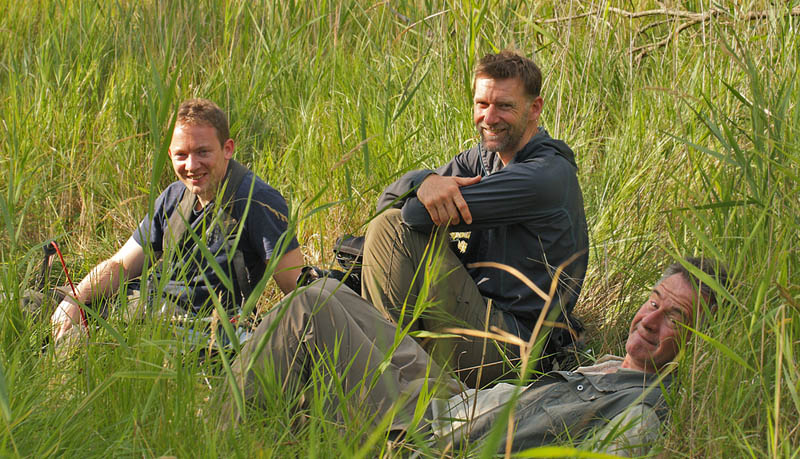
{"left": 231, "top": 250, "right": 251, "bottom": 300}
{"left": 220, "top": 159, "right": 250, "bottom": 210}
{"left": 160, "top": 159, "right": 255, "bottom": 305}
{"left": 163, "top": 159, "right": 250, "bottom": 254}
{"left": 163, "top": 190, "right": 197, "bottom": 254}
{"left": 216, "top": 160, "right": 252, "bottom": 302}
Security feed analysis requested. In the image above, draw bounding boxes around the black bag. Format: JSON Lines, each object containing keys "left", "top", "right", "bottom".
{"left": 296, "top": 235, "right": 364, "bottom": 293}
{"left": 331, "top": 234, "right": 364, "bottom": 293}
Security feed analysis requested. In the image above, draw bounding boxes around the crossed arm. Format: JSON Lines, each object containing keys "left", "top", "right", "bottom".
{"left": 379, "top": 156, "right": 571, "bottom": 233}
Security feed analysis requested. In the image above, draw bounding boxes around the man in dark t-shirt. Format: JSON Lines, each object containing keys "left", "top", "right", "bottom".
{"left": 51, "top": 99, "right": 303, "bottom": 342}
{"left": 131, "top": 165, "right": 298, "bottom": 315}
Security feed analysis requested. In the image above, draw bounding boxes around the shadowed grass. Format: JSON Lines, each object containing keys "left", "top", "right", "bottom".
{"left": 1, "top": 0, "right": 798, "bottom": 457}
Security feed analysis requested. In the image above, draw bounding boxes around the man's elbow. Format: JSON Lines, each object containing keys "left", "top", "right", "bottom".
{"left": 400, "top": 199, "right": 435, "bottom": 232}
{"left": 272, "top": 247, "right": 304, "bottom": 294}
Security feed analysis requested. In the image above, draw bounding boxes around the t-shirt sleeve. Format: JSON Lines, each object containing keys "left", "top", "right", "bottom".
{"left": 237, "top": 181, "right": 299, "bottom": 263}
{"left": 132, "top": 186, "right": 177, "bottom": 252}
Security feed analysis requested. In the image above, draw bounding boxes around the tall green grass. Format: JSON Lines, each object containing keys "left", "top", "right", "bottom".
{"left": 1, "top": 0, "right": 798, "bottom": 456}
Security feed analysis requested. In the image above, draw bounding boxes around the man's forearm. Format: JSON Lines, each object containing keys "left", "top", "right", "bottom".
{"left": 70, "top": 258, "right": 127, "bottom": 304}
{"left": 376, "top": 169, "right": 435, "bottom": 211}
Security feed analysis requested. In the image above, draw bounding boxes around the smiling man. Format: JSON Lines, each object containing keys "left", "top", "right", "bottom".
{"left": 361, "top": 50, "right": 589, "bottom": 386}
{"left": 223, "top": 257, "right": 727, "bottom": 456}
{"left": 437, "top": 257, "right": 728, "bottom": 455}
{"left": 622, "top": 271, "right": 699, "bottom": 372}
{"left": 51, "top": 99, "right": 303, "bottom": 343}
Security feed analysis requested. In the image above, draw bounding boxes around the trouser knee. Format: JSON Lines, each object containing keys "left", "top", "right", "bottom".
{"left": 363, "top": 208, "right": 442, "bottom": 277}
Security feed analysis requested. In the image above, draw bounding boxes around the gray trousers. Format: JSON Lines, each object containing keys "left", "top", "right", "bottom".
{"left": 361, "top": 209, "right": 521, "bottom": 388}
{"left": 222, "top": 278, "right": 457, "bottom": 431}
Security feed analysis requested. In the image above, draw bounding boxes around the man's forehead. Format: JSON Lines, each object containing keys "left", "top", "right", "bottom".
{"left": 654, "top": 274, "right": 698, "bottom": 319}
{"left": 171, "top": 122, "right": 219, "bottom": 142}
{"left": 174, "top": 120, "right": 216, "bottom": 132}
{"left": 474, "top": 75, "right": 523, "bottom": 86}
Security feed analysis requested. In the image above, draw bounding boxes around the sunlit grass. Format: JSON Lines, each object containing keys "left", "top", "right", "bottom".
{"left": 1, "top": 0, "right": 798, "bottom": 456}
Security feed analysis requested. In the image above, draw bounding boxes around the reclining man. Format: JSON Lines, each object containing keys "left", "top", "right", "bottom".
{"left": 51, "top": 99, "right": 303, "bottom": 345}
{"left": 361, "top": 50, "right": 590, "bottom": 387}
{"left": 224, "top": 257, "right": 727, "bottom": 455}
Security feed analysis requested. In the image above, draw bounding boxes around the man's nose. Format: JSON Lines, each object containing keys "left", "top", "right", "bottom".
{"left": 483, "top": 105, "right": 499, "bottom": 124}
{"left": 640, "top": 308, "right": 663, "bottom": 330}
{"left": 184, "top": 153, "right": 197, "bottom": 170}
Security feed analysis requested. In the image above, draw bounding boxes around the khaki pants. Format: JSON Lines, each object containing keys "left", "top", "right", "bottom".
{"left": 361, "top": 209, "right": 522, "bottom": 388}
{"left": 222, "top": 278, "right": 456, "bottom": 431}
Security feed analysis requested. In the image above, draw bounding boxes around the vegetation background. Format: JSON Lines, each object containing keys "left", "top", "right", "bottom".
{"left": 1, "top": 0, "right": 798, "bottom": 457}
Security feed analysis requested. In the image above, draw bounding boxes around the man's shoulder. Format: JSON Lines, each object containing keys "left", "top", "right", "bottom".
{"left": 438, "top": 143, "right": 486, "bottom": 176}
{"left": 516, "top": 130, "right": 577, "bottom": 168}
{"left": 233, "top": 170, "right": 284, "bottom": 200}
{"left": 156, "top": 181, "right": 188, "bottom": 210}
{"left": 457, "top": 143, "right": 484, "bottom": 163}
{"left": 231, "top": 169, "right": 290, "bottom": 222}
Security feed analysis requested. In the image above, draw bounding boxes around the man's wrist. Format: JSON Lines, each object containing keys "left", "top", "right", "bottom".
{"left": 61, "top": 293, "right": 87, "bottom": 307}
{"left": 410, "top": 170, "right": 437, "bottom": 190}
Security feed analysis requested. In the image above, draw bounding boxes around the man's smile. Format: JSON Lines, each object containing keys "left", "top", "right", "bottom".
{"left": 634, "top": 328, "right": 659, "bottom": 348}
{"left": 183, "top": 172, "right": 209, "bottom": 187}
{"left": 480, "top": 124, "right": 508, "bottom": 137}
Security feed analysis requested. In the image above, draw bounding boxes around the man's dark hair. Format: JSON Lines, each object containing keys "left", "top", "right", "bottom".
{"left": 474, "top": 50, "right": 542, "bottom": 99}
{"left": 176, "top": 99, "right": 230, "bottom": 146}
{"left": 660, "top": 257, "right": 729, "bottom": 313}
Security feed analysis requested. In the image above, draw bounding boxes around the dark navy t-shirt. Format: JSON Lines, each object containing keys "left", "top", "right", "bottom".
{"left": 133, "top": 170, "right": 299, "bottom": 314}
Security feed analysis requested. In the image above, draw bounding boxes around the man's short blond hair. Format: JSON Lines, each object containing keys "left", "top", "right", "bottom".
{"left": 176, "top": 99, "right": 230, "bottom": 146}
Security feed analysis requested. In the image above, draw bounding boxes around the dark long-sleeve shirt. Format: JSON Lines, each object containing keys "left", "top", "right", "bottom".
{"left": 377, "top": 128, "right": 589, "bottom": 328}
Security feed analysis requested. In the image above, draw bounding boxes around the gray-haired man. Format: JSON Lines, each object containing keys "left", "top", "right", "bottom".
{"left": 224, "top": 257, "right": 727, "bottom": 455}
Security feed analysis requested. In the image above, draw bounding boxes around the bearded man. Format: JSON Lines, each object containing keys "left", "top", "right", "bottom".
{"left": 361, "top": 50, "right": 589, "bottom": 386}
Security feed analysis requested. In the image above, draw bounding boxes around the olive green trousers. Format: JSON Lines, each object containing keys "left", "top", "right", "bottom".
{"left": 222, "top": 278, "right": 457, "bottom": 431}
{"left": 361, "top": 209, "right": 521, "bottom": 388}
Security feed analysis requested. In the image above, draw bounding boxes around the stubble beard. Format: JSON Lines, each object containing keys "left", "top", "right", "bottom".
{"left": 479, "top": 124, "right": 524, "bottom": 153}
{"left": 477, "top": 112, "right": 529, "bottom": 154}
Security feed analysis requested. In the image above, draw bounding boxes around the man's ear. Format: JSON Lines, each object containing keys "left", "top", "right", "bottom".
{"left": 223, "top": 138, "right": 235, "bottom": 159}
{"left": 528, "top": 96, "right": 544, "bottom": 122}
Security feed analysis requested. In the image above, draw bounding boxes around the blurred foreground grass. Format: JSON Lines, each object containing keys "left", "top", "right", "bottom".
{"left": 0, "top": 1, "right": 798, "bottom": 457}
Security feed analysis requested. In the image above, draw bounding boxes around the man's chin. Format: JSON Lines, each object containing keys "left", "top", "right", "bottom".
{"left": 481, "top": 138, "right": 508, "bottom": 153}
{"left": 183, "top": 183, "right": 210, "bottom": 199}
{"left": 627, "top": 334, "right": 657, "bottom": 355}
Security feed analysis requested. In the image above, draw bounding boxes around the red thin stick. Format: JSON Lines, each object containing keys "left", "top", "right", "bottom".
{"left": 51, "top": 241, "right": 89, "bottom": 336}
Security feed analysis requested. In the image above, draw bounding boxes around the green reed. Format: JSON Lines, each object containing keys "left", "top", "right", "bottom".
{"left": 0, "top": 0, "right": 797, "bottom": 456}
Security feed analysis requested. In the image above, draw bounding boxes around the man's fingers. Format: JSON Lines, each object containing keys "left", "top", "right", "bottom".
{"left": 442, "top": 201, "right": 461, "bottom": 225}
{"left": 418, "top": 174, "right": 479, "bottom": 225}
{"left": 51, "top": 301, "right": 79, "bottom": 340}
{"left": 454, "top": 175, "right": 481, "bottom": 187}
{"left": 453, "top": 194, "right": 472, "bottom": 225}
{"left": 425, "top": 203, "right": 441, "bottom": 225}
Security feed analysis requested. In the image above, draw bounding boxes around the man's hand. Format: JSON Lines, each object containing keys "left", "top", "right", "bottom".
{"left": 51, "top": 298, "right": 86, "bottom": 343}
{"left": 417, "top": 174, "right": 481, "bottom": 225}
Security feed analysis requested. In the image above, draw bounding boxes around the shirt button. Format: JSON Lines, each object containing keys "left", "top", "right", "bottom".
{"left": 576, "top": 385, "right": 584, "bottom": 391}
